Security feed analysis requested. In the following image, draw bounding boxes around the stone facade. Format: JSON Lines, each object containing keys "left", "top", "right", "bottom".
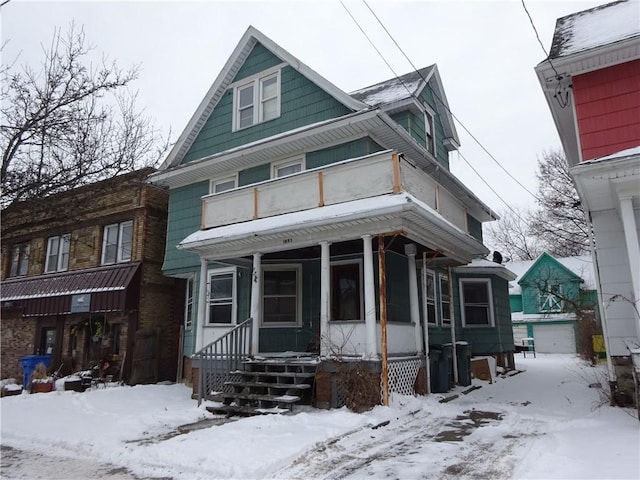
{"left": 1, "top": 169, "right": 183, "bottom": 384}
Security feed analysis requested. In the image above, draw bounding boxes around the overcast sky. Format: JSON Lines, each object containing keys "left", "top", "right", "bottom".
{"left": 1, "top": 0, "right": 609, "bottom": 213}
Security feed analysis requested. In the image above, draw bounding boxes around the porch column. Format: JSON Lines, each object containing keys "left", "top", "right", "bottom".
{"left": 619, "top": 196, "right": 640, "bottom": 337}
{"left": 404, "top": 244, "right": 423, "bottom": 354}
{"left": 362, "top": 234, "right": 378, "bottom": 358}
{"left": 195, "top": 256, "right": 208, "bottom": 352}
{"left": 320, "top": 241, "right": 331, "bottom": 356}
{"left": 250, "top": 252, "right": 262, "bottom": 355}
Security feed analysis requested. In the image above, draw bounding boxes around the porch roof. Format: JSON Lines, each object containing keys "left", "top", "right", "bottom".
{"left": 178, "top": 193, "right": 488, "bottom": 263}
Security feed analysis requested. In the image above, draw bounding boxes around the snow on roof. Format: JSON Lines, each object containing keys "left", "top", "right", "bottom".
{"left": 591, "top": 145, "right": 640, "bottom": 162}
{"left": 350, "top": 66, "right": 434, "bottom": 107}
{"left": 507, "top": 255, "right": 595, "bottom": 295}
{"left": 549, "top": 0, "right": 640, "bottom": 59}
{"left": 455, "top": 258, "right": 517, "bottom": 281}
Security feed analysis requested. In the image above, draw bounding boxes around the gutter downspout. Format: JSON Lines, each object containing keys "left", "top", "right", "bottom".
{"left": 449, "top": 266, "right": 458, "bottom": 384}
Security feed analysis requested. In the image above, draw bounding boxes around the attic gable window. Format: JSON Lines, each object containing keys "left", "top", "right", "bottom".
{"left": 423, "top": 103, "right": 435, "bottom": 154}
{"left": 233, "top": 69, "right": 281, "bottom": 131}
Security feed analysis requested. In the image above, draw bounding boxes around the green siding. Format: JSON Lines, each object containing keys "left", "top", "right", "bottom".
{"left": 182, "top": 45, "right": 352, "bottom": 163}
{"left": 458, "top": 274, "right": 514, "bottom": 355}
{"left": 163, "top": 181, "right": 208, "bottom": 275}
{"left": 233, "top": 43, "right": 282, "bottom": 82}
{"left": 519, "top": 253, "right": 581, "bottom": 315}
{"left": 510, "top": 294, "right": 523, "bottom": 312}
{"left": 239, "top": 163, "right": 271, "bottom": 186}
{"left": 306, "top": 137, "right": 383, "bottom": 169}
{"left": 467, "top": 214, "right": 483, "bottom": 242}
{"left": 418, "top": 83, "right": 450, "bottom": 169}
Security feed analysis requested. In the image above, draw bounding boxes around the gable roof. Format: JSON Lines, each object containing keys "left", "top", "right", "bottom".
{"left": 161, "top": 26, "right": 369, "bottom": 169}
{"left": 350, "top": 65, "right": 460, "bottom": 148}
{"left": 548, "top": 0, "right": 639, "bottom": 60}
{"left": 508, "top": 253, "right": 595, "bottom": 295}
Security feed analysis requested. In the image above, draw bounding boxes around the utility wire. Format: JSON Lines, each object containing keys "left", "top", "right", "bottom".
{"left": 344, "top": 0, "right": 576, "bottom": 240}
{"left": 360, "top": 0, "right": 540, "bottom": 201}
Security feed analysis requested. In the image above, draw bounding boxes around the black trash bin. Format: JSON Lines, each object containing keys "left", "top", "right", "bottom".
{"left": 429, "top": 346, "right": 451, "bottom": 393}
{"left": 455, "top": 342, "right": 472, "bottom": 387}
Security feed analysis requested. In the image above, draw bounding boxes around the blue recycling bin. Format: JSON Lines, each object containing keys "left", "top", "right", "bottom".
{"left": 20, "top": 355, "right": 52, "bottom": 387}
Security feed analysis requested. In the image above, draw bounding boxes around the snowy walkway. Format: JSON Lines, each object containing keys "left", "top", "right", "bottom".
{"left": 1, "top": 355, "right": 638, "bottom": 479}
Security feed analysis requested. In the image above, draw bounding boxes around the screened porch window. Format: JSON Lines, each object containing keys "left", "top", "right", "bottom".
{"left": 440, "top": 272, "right": 451, "bottom": 324}
{"left": 263, "top": 267, "right": 299, "bottom": 325}
{"left": 331, "top": 261, "right": 362, "bottom": 321}
{"left": 460, "top": 279, "right": 494, "bottom": 326}
{"left": 423, "top": 269, "right": 436, "bottom": 325}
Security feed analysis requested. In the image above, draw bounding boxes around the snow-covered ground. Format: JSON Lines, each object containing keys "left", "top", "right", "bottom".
{"left": 1, "top": 355, "right": 638, "bottom": 480}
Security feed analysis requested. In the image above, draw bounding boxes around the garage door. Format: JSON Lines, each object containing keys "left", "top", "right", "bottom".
{"left": 534, "top": 323, "right": 576, "bottom": 353}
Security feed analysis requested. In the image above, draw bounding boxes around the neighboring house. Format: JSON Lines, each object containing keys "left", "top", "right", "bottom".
{"left": 0, "top": 169, "right": 182, "bottom": 384}
{"left": 150, "top": 26, "right": 516, "bottom": 409}
{"left": 535, "top": 0, "right": 640, "bottom": 406}
{"left": 508, "top": 253, "right": 599, "bottom": 354}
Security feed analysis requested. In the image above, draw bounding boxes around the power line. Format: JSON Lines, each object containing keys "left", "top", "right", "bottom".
{"left": 360, "top": 0, "right": 540, "bottom": 201}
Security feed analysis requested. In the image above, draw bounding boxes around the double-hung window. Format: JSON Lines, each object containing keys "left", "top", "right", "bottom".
{"left": 439, "top": 272, "right": 451, "bottom": 325}
{"left": 233, "top": 69, "right": 281, "bottom": 130}
{"left": 423, "top": 269, "right": 436, "bottom": 325}
{"left": 207, "top": 269, "right": 235, "bottom": 325}
{"left": 102, "top": 221, "right": 133, "bottom": 265}
{"left": 9, "top": 243, "right": 30, "bottom": 277}
{"left": 424, "top": 104, "right": 435, "bottom": 154}
{"left": 211, "top": 176, "right": 237, "bottom": 194}
{"left": 331, "top": 261, "right": 363, "bottom": 321}
{"left": 184, "top": 276, "right": 194, "bottom": 330}
{"left": 45, "top": 234, "right": 70, "bottom": 273}
{"left": 263, "top": 266, "right": 300, "bottom": 325}
{"left": 460, "top": 279, "right": 494, "bottom": 326}
{"left": 273, "top": 156, "right": 304, "bottom": 178}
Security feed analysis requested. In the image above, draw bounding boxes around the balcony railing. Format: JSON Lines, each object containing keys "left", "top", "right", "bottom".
{"left": 201, "top": 150, "right": 467, "bottom": 233}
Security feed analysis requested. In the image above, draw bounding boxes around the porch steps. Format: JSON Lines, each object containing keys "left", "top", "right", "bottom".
{"left": 206, "top": 359, "right": 317, "bottom": 417}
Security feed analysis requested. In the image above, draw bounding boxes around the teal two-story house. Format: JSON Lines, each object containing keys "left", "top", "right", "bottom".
{"left": 508, "top": 253, "right": 599, "bottom": 354}
{"left": 150, "top": 27, "right": 516, "bottom": 407}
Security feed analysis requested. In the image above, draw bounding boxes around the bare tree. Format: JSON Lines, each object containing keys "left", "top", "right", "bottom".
{"left": 484, "top": 207, "right": 542, "bottom": 261}
{"left": 484, "top": 150, "right": 589, "bottom": 260}
{"left": 1, "top": 24, "right": 168, "bottom": 208}
{"left": 529, "top": 150, "right": 590, "bottom": 257}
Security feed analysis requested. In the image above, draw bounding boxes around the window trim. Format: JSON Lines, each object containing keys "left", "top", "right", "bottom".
{"left": 272, "top": 155, "right": 305, "bottom": 178}
{"left": 184, "top": 275, "right": 195, "bottom": 331}
{"left": 538, "top": 283, "right": 564, "bottom": 313}
{"left": 459, "top": 278, "right": 495, "bottom": 327}
{"left": 330, "top": 259, "right": 364, "bottom": 322}
{"left": 9, "top": 243, "right": 30, "bottom": 277}
{"left": 44, "top": 234, "right": 70, "bottom": 273}
{"left": 232, "top": 67, "right": 281, "bottom": 132}
{"left": 261, "top": 264, "right": 302, "bottom": 327}
{"left": 210, "top": 174, "right": 238, "bottom": 194}
{"left": 439, "top": 272, "right": 451, "bottom": 325}
{"left": 101, "top": 221, "right": 133, "bottom": 265}
{"left": 424, "top": 269, "right": 437, "bottom": 325}
{"left": 206, "top": 267, "right": 237, "bottom": 326}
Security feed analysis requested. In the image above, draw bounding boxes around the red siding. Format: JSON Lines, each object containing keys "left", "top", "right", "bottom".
{"left": 573, "top": 59, "right": 640, "bottom": 161}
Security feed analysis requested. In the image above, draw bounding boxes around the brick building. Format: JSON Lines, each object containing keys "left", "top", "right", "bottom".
{"left": 1, "top": 168, "right": 183, "bottom": 384}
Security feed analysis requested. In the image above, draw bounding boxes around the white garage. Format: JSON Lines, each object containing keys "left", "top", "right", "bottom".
{"left": 533, "top": 323, "right": 577, "bottom": 353}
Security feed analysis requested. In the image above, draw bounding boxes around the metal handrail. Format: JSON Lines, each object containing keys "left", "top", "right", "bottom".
{"left": 193, "top": 318, "right": 253, "bottom": 406}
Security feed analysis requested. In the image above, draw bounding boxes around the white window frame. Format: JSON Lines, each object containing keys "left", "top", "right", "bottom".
{"left": 459, "top": 278, "right": 495, "bottom": 327}
{"left": 101, "top": 221, "right": 133, "bottom": 265}
{"left": 184, "top": 275, "right": 195, "bottom": 331}
{"left": 44, "top": 234, "right": 70, "bottom": 273}
{"left": 206, "top": 267, "right": 237, "bottom": 326}
{"left": 439, "top": 272, "right": 451, "bottom": 325}
{"left": 232, "top": 68, "right": 281, "bottom": 131}
{"left": 272, "top": 155, "right": 305, "bottom": 178}
{"left": 261, "top": 264, "right": 302, "bottom": 327}
{"left": 210, "top": 175, "right": 238, "bottom": 194}
{"left": 423, "top": 103, "right": 435, "bottom": 154}
{"left": 424, "top": 269, "right": 437, "bottom": 325}
{"left": 330, "top": 259, "right": 364, "bottom": 322}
